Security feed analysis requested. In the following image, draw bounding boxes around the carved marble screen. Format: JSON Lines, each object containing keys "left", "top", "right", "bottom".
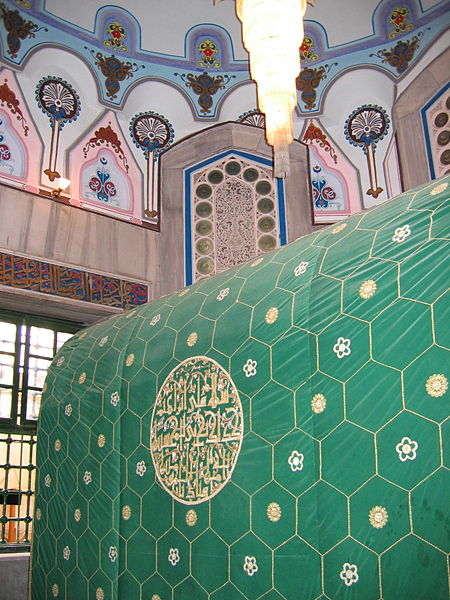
{"left": 185, "top": 151, "right": 287, "bottom": 284}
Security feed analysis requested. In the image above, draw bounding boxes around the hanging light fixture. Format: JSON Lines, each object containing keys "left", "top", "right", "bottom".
{"left": 235, "top": 0, "right": 308, "bottom": 177}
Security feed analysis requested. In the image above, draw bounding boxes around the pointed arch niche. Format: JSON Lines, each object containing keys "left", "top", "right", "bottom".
{"left": 301, "top": 119, "right": 361, "bottom": 223}
{"left": 68, "top": 112, "right": 144, "bottom": 225}
{"left": 158, "top": 121, "right": 312, "bottom": 295}
{"left": 0, "top": 68, "right": 42, "bottom": 192}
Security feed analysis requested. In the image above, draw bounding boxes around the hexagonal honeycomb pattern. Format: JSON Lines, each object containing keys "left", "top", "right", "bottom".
{"left": 31, "top": 177, "right": 449, "bottom": 600}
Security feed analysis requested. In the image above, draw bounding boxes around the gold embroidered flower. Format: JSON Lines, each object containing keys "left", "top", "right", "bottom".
{"left": 63, "top": 545, "right": 70, "bottom": 561}
{"left": 311, "top": 393, "right": 327, "bottom": 414}
{"left": 125, "top": 353, "right": 135, "bottom": 367}
{"left": 185, "top": 509, "right": 197, "bottom": 526}
{"left": 96, "top": 588, "right": 105, "bottom": 600}
{"left": 151, "top": 596, "right": 161, "bottom": 600}
{"left": 430, "top": 182, "right": 448, "bottom": 195}
{"left": 35, "top": 508, "right": 41, "bottom": 521}
{"left": 359, "top": 279, "right": 377, "bottom": 299}
{"left": 125, "top": 310, "right": 137, "bottom": 319}
{"left": 83, "top": 471, "right": 92, "bottom": 485}
{"left": 425, "top": 374, "right": 448, "bottom": 398}
{"left": 44, "top": 474, "right": 51, "bottom": 488}
{"left": 74, "top": 508, "right": 81, "bottom": 522}
{"left": 78, "top": 372, "right": 86, "bottom": 384}
{"left": 42, "top": 381, "right": 47, "bottom": 393}
{"left": 52, "top": 583, "right": 59, "bottom": 597}
{"left": 332, "top": 223, "right": 347, "bottom": 234}
{"left": 265, "top": 307, "right": 279, "bottom": 324}
{"left": 266, "top": 502, "right": 281, "bottom": 522}
{"left": 187, "top": 332, "right": 198, "bottom": 347}
{"left": 65, "top": 404, "right": 72, "bottom": 416}
{"left": 178, "top": 288, "right": 189, "bottom": 297}
{"left": 110, "top": 391, "right": 120, "bottom": 406}
{"left": 251, "top": 257, "right": 264, "bottom": 267}
{"left": 369, "top": 505, "right": 388, "bottom": 529}
{"left": 122, "top": 505, "right": 131, "bottom": 520}
{"left": 54, "top": 439, "right": 61, "bottom": 452}
{"left": 97, "top": 434, "right": 106, "bottom": 448}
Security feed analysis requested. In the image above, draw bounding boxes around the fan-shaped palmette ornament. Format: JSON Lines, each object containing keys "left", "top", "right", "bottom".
{"left": 344, "top": 105, "right": 390, "bottom": 198}
{"left": 130, "top": 112, "right": 174, "bottom": 219}
{"left": 36, "top": 77, "right": 80, "bottom": 182}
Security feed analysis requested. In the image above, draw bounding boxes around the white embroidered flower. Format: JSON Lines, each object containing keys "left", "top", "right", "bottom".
{"left": 151, "top": 595, "right": 161, "bottom": 600}
{"left": 57, "top": 356, "right": 65, "bottom": 367}
{"left": 187, "top": 332, "right": 198, "bottom": 347}
{"left": 430, "top": 182, "right": 448, "bottom": 195}
{"left": 216, "top": 287, "right": 230, "bottom": 301}
{"left": 136, "top": 460, "right": 147, "bottom": 477}
{"left": 63, "top": 545, "right": 70, "bottom": 560}
{"left": 359, "top": 279, "right": 377, "bottom": 299}
{"left": 266, "top": 502, "right": 281, "bottom": 522}
{"left": 265, "top": 307, "right": 279, "bottom": 324}
{"left": 425, "top": 374, "right": 448, "bottom": 397}
{"left": 96, "top": 588, "right": 105, "bottom": 600}
{"left": 97, "top": 434, "right": 106, "bottom": 448}
{"left": 54, "top": 439, "right": 61, "bottom": 452}
{"left": 311, "top": 393, "right": 327, "bottom": 414}
{"left": 340, "top": 563, "right": 359, "bottom": 586}
{"left": 83, "top": 471, "right": 92, "bottom": 485}
{"left": 44, "top": 474, "right": 51, "bottom": 488}
{"left": 110, "top": 391, "right": 120, "bottom": 406}
{"left": 122, "top": 505, "right": 131, "bottom": 520}
{"left": 64, "top": 404, "right": 72, "bottom": 416}
{"left": 150, "top": 314, "right": 161, "bottom": 326}
{"left": 78, "top": 372, "right": 86, "bottom": 384}
{"left": 108, "top": 546, "right": 118, "bottom": 562}
{"left": 332, "top": 223, "right": 347, "bottom": 234}
{"left": 294, "top": 261, "right": 309, "bottom": 276}
{"left": 243, "top": 359, "right": 258, "bottom": 378}
{"left": 168, "top": 547, "right": 180, "bottom": 566}
{"left": 395, "top": 436, "right": 418, "bottom": 462}
{"left": 185, "top": 509, "right": 197, "bottom": 526}
{"left": 369, "top": 506, "right": 388, "bottom": 529}
{"left": 288, "top": 450, "right": 304, "bottom": 472}
{"left": 35, "top": 508, "right": 42, "bottom": 521}
{"left": 243, "top": 555, "right": 258, "bottom": 576}
{"left": 333, "top": 337, "right": 351, "bottom": 359}
{"left": 52, "top": 583, "right": 59, "bottom": 598}
{"left": 125, "top": 310, "right": 137, "bottom": 319}
{"left": 125, "top": 353, "right": 135, "bottom": 367}
{"left": 74, "top": 508, "right": 81, "bottom": 522}
{"left": 99, "top": 336, "right": 108, "bottom": 347}
{"left": 392, "top": 224, "right": 411, "bottom": 243}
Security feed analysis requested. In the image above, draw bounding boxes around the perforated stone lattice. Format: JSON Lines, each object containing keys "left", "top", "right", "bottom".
{"left": 32, "top": 177, "right": 449, "bottom": 600}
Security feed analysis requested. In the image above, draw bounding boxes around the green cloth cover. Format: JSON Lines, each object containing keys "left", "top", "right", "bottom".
{"left": 31, "top": 177, "right": 449, "bottom": 600}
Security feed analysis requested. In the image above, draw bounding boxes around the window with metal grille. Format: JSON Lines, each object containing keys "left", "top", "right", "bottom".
{"left": 0, "top": 311, "right": 81, "bottom": 552}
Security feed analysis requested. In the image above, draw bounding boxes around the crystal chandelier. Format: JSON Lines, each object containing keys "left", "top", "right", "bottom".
{"left": 235, "top": 0, "right": 308, "bottom": 177}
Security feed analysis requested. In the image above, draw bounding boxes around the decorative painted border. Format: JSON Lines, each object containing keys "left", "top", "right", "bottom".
{"left": 184, "top": 150, "right": 287, "bottom": 286}
{"left": 0, "top": 251, "right": 149, "bottom": 308}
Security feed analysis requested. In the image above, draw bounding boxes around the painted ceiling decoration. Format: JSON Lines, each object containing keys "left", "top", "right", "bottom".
{"left": 345, "top": 104, "right": 390, "bottom": 199}
{"left": 0, "top": 0, "right": 446, "bottom": 118}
